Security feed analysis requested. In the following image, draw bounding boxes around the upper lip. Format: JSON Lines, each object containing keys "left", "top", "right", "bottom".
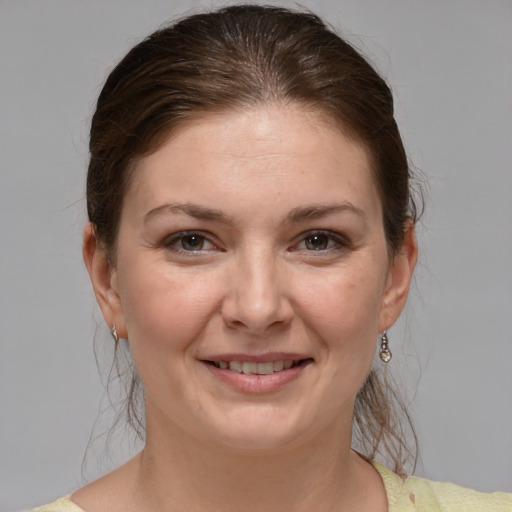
{"left": 200, "top": 352, "right": 311, "bottom": 363}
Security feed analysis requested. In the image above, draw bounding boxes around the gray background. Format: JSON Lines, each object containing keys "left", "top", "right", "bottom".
{"left": 1, "top": 0, "right": 511, "bottom": 510}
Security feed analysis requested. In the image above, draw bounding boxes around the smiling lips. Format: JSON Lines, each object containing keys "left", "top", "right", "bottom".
{"left": 210, "top": 359, "right": 299, "bottom": 374}
{"left": 202, "top": 355, "right": 313, "bottom": 392}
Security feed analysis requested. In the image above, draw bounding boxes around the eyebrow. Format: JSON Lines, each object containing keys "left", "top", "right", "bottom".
{"left": 144, "top": 202, "right": 235, "bottom": 225}
{"left": 143, "top": 201, "right": 365, "bottom": 225}
{"left": 286, "top": 203, "right": 366, "bottom": 224}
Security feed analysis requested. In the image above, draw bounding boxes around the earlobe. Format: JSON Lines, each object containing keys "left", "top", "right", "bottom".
{"left": 378, "top": 223, "right": 418, "bottom": 332}
{"left": 82, "top": 223, "right": 127, "bottom": 338}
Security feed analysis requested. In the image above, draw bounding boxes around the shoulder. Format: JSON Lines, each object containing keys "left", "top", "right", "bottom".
{"left": 26, "top": 496, "right": 86, "bottom": 512}
{"left": 373, "top": 462, "right": 512, "bottom": 512}
{"left": 407, "top": 477, "right": 512, "bottom": 511}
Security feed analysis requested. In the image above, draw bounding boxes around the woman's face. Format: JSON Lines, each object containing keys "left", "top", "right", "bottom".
{"left": 87, "top": 104, "right": 415, "bottom": 451}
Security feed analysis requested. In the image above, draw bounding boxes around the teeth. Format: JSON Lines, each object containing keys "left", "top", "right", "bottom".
{"left": 273, "top": 360, "right": 284, "bottom": 371}
{"left": 229, "top": 361, "right": 242, "bottom": 373}
{"left": 242, "top": 362, "right": 257, "bottom": 374}
{"left": 257, "top": 362, "right": 274, "bottom": 375}
{"left": 217, "top": 360, "right": 300, "bottom": 374}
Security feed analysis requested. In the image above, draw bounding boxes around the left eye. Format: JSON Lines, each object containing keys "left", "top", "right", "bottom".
{"left": 296, "top": 232, "right": 343, "bottom": 251}
{"left": 180, "top": 234, "right": 206, "bottom": 251}
{"left": 304, "top": 233, "right": 332, "bottom": 251}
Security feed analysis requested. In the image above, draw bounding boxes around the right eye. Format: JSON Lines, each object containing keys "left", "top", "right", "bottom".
{"left": 163, "top": 232, "right": 216, "bottom": 253}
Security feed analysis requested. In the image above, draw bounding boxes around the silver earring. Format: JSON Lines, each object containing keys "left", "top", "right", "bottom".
{"left": 111, "top": 324, "right": 119, "bottom": 343}
{"left": 379, "top": 331, "right": 392, "bottom": 363}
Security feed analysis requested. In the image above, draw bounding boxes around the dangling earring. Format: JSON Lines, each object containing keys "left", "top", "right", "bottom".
{"left": 111, "top": 324, "right": 119, "bottom": 343}
{"left": 379, "top": 330, "right": 392, "bottom": 363}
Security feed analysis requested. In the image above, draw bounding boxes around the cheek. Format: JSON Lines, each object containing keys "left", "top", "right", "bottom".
{"left": 294, "top": 263, "right": 386, "bottom": 341}
{"left": 117, "top": 258, "right": 223, "bottom": 355}
{"left": 291, "top": 261, "right": 387, "bottom": 398}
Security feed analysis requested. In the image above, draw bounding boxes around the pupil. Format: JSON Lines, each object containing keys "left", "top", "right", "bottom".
{"left": 306, "top": 235, "right": 328, "bottom": 250}
{"left": 182, "top": 235, "right": 204, "bottom": 250}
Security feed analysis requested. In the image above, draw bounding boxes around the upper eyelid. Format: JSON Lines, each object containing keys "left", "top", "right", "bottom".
{"left": 163, "top": 231, "right": 219, "bottom": 249}
{"left": 164, "top": 230, "right": 213, "bottom": 240}
{"left": 295, "top": 229, "right": 349, "bottom": 243}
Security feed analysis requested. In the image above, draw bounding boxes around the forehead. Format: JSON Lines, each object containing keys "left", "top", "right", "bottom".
{"left": 126, "top": 104, "right": 381, "bottom": 221}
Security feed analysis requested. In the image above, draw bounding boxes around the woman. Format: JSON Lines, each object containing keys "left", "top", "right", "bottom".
{"left": 28, "top": 5, "right": 511, "bottom": 511}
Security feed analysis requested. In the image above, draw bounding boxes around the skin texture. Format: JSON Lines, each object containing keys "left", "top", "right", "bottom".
{"left": 81, "top": 104, "right": 417, "bottom": 512}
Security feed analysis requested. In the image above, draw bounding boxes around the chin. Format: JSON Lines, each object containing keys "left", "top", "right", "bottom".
{"left": 197, "top": 406, "right": 322, "bottom": 453}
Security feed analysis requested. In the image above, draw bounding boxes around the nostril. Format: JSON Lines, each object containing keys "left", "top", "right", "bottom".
{"left": 226, "top": 319, "right": 247, "bottom": 329}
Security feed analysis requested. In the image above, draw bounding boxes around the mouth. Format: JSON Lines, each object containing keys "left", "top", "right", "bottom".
{"left": 201, "top": 355, "right": 313, "bottom": 393}
{"left": 203, "top": 358, "right": 313, "bottom": 375}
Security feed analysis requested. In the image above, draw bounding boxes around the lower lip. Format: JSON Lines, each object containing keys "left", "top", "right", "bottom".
{"left": 203, "top": 362, "right": 310, "bottom": 394}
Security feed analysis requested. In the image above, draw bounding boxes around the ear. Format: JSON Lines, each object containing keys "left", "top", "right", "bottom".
{"left": 82, "top": 223, "right": 127, "bottom": 338}
{"left": 378, "top": 222, "right": 418, "bottom": 332}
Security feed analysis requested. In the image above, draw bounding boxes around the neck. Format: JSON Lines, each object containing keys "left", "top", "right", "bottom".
{"left": 130, "top": 406, "right": 380, "bottom": 512}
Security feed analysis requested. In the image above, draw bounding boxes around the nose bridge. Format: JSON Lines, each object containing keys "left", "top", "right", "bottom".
{"left": 222, "top": 243, "right": 291, "bottom": 333}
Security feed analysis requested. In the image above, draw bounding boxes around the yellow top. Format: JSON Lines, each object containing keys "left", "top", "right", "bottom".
{"left": 27, "top": 462, "right": 512, "bottom": 511}
{"left": 373, "top": 462, "right": 512, "bottom": 511}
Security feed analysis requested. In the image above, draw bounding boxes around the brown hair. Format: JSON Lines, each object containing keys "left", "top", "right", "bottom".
{"left": 87, "top": 4, "right": 418, "bottom": 473}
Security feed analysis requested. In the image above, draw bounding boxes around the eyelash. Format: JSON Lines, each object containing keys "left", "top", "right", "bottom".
{"left": 162, "top": 230, "right": 350, "bottom": 255}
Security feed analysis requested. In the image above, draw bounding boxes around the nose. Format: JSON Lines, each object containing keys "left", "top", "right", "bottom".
{"left": 221, "top": 250, "right": 294, "bottom": 335}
